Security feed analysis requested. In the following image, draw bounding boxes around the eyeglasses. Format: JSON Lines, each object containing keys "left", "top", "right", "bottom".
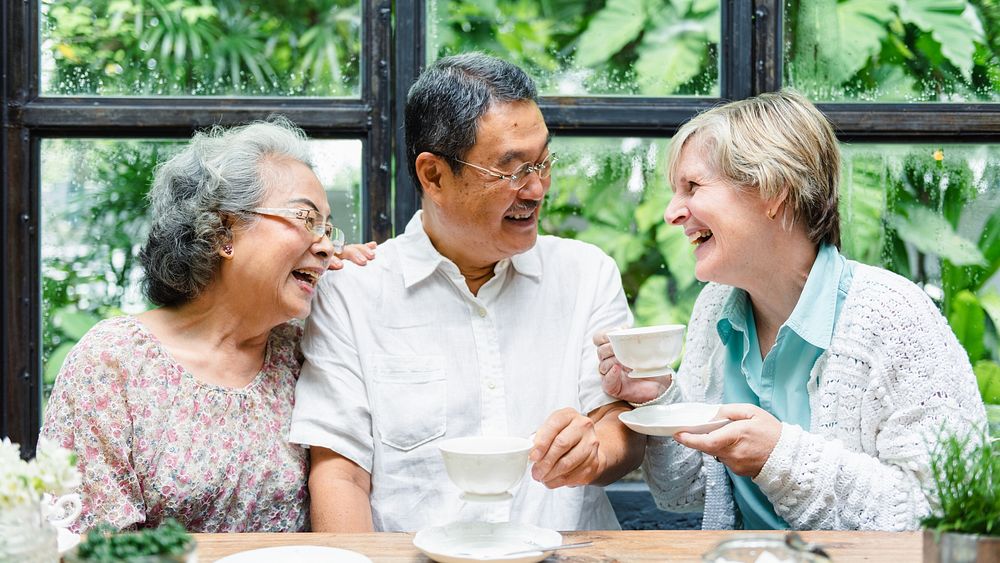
{"left": 251, "top": 207, "right": 345, "bottom": 252}
{"left": 453, "top": 153, "right": 557, "bottom": 190}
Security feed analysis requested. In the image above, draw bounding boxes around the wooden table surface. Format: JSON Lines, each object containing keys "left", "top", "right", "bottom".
{"left": 192, "top": 530, "right": 922, "bottom": 562}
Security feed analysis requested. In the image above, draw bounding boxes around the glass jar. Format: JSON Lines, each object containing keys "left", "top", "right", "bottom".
{"left": 703, "top": 535, "right": 829, "bottom": 563}
{"left": 0, "top": 499, "right": 60, "bottom": 563}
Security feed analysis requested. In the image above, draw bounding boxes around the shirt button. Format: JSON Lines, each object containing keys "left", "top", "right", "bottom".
{"left": 487, "top": 380, "right": 496, "bottom": 389}
{"left": 478, "top": 308, "right": 487, "bottom": 317}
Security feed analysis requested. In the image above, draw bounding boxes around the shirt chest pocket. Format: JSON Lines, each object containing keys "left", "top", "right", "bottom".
{"left": 371, "top": 355, "right": 447, "bottom": 451}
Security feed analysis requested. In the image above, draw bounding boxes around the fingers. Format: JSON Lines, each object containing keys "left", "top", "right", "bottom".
{"left": 592, "top": 331, "right": 610, "bottom": 346}
{"left": 673, "top": 424, "right": 737, "bottom": 455}
{"left": 714, "top": 403, "right": 763, "bottom": 421}
{"left": 327, "top": 256, "right": 345, "bottom": 270}
{"left": 530, "top": 409, "right": 599, "bottom": 486}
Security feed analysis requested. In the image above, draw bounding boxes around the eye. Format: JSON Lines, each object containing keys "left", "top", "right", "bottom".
{"left": 688, "top": 181, "right": 700, "bottom": 193}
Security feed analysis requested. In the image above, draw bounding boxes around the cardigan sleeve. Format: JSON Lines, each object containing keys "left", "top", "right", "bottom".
{"left": 752, "top": 269, "right": 987, "bottom": 530}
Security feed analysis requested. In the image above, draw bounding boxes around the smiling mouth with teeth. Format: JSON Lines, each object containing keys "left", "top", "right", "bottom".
{"left": 292, "top": 269, "right": 321, "bottom": 287}
{"left": 504, "top": 209, "right": 535, "bottom": 221}
{"left": 688, "top": 229, "right": 713, "bottom": 246}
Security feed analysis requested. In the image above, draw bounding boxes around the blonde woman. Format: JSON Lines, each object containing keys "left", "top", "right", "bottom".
{"left": 597, "top": 91, "right": 986, "bottom": 530}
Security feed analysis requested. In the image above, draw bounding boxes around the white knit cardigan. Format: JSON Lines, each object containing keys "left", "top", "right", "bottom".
{"left": 643, "top": 263, "right": 987, "bottom": 530}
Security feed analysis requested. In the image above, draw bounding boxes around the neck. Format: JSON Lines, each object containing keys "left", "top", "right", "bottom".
{"left": 744, "top": 234, "right": 818, "bottom": 354}
{"left": 147, "top": 284, "right": 275, "bottom": 353}
{"left": 421, "top": 208, "right": 498, "bottom": 296}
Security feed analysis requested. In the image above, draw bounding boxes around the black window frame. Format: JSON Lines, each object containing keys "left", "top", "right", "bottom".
{"left": 4, "top": 0, "right": 1000, "bottom": 454}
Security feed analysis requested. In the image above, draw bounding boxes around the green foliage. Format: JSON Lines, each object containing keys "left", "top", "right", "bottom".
{"left": 75, "top": 519, "right": 193, "bottom": 561}
{"left": 975, "top": 360, "right": 1000, "bottom": 404}
{"left": 42, "top": 0, "right": 361, "bottom": 96}
{"left": 920, "top": 430, "right": 1000, "bottom": 536}
{"left": 786, "top": 0, "right": 998, "bottom": 101}
{"left": 430, "top": 0, "right": 718, "bottom": 95}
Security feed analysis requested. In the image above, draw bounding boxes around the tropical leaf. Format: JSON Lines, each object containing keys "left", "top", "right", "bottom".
{"left": 896, "top": 0, "right": 984, "bottom": 79}
{"left": 52, "top": 308, "right": 100, "bottom": 340}
{"left": 888, "top": 204, "right": 986, "bottom": 267}
{"left": 973, "top": 359, "right": 1000, "bottom": 404}
{"left": 574, "top": 0, "right": 647, "bottom": 67}
{"left": 948, "top": 289, "right": 986, "bottom": 361}
{"left": 636, "top": 30, "right": 706, "bottom": 95}
{"left": 840, "top": 153, "right": 887, "bottom": 265}
{"left": 979, "top": 290, "right": 1000, "bottom": 335}
{"left": 657, "top": 223, "right": 697, "bottom": 291}
{"left": 634, "top": 275, "right": 675, "bottom": 326}
{"left": 43, "top": 342, "right": 77, "bottom": 387}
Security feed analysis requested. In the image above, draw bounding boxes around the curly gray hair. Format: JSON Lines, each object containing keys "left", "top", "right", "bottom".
{"left": 140, "top": 117, "right": 314, "bottom": 307}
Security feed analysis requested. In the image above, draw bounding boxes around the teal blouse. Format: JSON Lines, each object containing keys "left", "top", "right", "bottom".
{"left": 716, "top": 244, "right": 854, "bottom": 529}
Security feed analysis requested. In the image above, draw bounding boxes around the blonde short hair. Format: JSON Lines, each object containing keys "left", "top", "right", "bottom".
{"left": 667, "top": 90, "right": 841, "bottom": 247}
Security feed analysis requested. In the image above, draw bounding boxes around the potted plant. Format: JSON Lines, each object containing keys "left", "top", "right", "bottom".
{"left": 921, "top": 429, "right": 1000, "bottom": 563}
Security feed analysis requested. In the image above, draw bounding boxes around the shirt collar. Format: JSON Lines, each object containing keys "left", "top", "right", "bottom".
{"left": 783, "top": 244, "right": 844, "bottom": 350}
{"left": 396, "top": 210, "right": 542, "bottom": 288}
{"left": 717, "top": 287, "right": 751, "bottom": 344}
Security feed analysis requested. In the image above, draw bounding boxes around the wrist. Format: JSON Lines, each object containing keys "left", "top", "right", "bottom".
{"left": 628, "top": 386, "right": 671, "bottom": 408}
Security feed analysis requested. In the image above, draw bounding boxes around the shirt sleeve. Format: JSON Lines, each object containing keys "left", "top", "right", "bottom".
{"left": 288, "top": 276, "right": 375, "bottom": 473}
{"left": 40, "top": 328, "right": 146, "bottom": 532}
{"left": 578, "top": 250, "right": 633, "bottom": 415}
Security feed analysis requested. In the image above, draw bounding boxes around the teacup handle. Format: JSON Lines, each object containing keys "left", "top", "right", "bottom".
{"left": 42, "top": 492, "right": 82, "bottom": 528}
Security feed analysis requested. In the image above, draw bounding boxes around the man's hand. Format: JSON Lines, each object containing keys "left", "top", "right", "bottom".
{"left": 328, "top": 240, "right": 377, "bottom": 270}
{"left": 594, "top": 330, "right": 671, "bottom": 404}
{"left": 674, "top": 403, "right": 782, "bottom": 478}
{"left": 529, "top": 407, "right": 604, "bottom": 489}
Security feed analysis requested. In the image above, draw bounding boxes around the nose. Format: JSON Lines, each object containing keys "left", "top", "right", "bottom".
{"left": 664, "top": 194, "right": 688, "bottom": 225}
{"left": 517, "top": 170, "right": 549, "bottom": 200}
{"left": 312, "top": 233, "right": 337, "bottom": 263}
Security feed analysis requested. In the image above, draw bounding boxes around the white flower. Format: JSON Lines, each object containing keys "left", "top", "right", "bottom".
{"left": 0, "top": 437, "right": 81, "bottom": 510}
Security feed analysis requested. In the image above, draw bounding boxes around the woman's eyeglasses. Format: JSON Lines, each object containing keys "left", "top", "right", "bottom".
{"left": 453, "top": 153, "right": 557, "bottom": 191}
{"left": 251, "top": 208, "right": 345, "bottom": 252}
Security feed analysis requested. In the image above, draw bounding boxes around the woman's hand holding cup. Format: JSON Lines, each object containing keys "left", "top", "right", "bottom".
{"left": 594, "top": 329, "right": 673, "bottom": 405}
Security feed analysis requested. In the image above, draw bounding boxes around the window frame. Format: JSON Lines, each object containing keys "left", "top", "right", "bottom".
{"left": 3, "top": 0, "right": 1000, "bottom": 453}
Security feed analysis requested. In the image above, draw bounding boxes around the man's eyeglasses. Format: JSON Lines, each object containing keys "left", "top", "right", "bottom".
{"left": 252, "top": 207, "right": 345, "bottom": 252}
{"left": 453, "top": 153, "right": 557, "bottom": 191}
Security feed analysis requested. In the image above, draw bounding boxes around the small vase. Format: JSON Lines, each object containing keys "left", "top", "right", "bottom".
{"left": 0, "top": 499, "right": 59, "bottom": 563}
{"left": 923, "top": 529, "right": 1000, "bottom": 563}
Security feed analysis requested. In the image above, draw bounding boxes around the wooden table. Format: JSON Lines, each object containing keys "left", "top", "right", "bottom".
{"left": 192, "top": 530, "right": 922, "bottom": 562}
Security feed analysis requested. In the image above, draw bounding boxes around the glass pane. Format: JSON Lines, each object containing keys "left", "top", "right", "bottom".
{"left": 427, "top": 0, "right": 720, "bottom": 96}
{"left": 40, "top": 0, "right": 361, "bottom": 96}
{"left": 784, "top": 0, "right": 1000, "bottom": 102}
{"left": 40, "top": 138, "right": 363, "bottom": 402}
{"left": 544, "top": 138, "right": 1000, "bottom": 386}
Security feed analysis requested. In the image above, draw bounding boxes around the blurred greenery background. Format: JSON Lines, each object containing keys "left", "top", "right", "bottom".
{"left": 41, "top": 0, "right": 1000, "bottom": 427}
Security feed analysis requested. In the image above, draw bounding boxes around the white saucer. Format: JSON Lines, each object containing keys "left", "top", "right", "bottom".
{"left": 215, "top": 545, "right": 373, "bottom": 563}
{"left": 619, "top": 402, "right": 731, "bottom": 437}
{"left": 413, "top": 521, "right": 562, "bottom": 563}
{"left": 626, "top": 366, "right": 675, "bottom": 379}
{"left": 57, "top": 527, "right": 80, "bottom": 554}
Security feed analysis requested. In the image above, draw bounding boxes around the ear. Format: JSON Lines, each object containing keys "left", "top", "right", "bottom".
{"left": 415, "top": 152, "right": 450, "bottom": 206}
{"left": 766, "top": 186, "right": 791, "bottom": 218}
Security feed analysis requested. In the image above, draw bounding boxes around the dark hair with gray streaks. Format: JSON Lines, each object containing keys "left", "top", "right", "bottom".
{"left": 404, "top": 52, "right": 538, "bottom": 193}
{"left": 139, "top": 117, "right": 314, "bottom": 307}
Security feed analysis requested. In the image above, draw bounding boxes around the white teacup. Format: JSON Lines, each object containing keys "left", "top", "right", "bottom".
{"left": 438, "top": 436, "right": 533, "bottom": 502}
{"left": 42, "top": 492, "right": 82, "bottom": 528}
{"left": 607, "top": 324, "right": 685, "bottom": 379}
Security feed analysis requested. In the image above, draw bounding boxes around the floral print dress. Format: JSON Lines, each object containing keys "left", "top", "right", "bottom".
{"left": 41, "top": 315, "right": 309, "bottom": 532}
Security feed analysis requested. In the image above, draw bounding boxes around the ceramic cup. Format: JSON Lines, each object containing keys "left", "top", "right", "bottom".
{"left": 41, "top": 493, "right": 82, "bottom": 529}
{"left": 606, "top": 324, "right": 685, "bottom": 379}
{"left": 437, "top": 436, "right": 533, "bottom": 502}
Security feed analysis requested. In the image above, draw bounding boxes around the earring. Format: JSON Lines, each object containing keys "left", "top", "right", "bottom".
{"left": 223, "top": 243, "right": 233, "bottom": 255}
{"left": 767, "top": 208, "right": 777, "bottom": 220}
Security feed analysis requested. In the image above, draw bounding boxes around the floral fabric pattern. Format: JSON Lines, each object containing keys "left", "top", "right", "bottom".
{"left": 41, "top": 315, "right": 309, "bottom": 532}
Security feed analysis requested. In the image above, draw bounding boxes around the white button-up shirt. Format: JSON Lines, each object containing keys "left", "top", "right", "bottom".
{"left": 289, "top": 211, "right": 632, "bottom": 532}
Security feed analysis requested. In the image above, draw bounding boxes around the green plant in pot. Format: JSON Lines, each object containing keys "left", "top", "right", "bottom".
{"left": 921, "top": 429, "right": 1000, "bottom": 563}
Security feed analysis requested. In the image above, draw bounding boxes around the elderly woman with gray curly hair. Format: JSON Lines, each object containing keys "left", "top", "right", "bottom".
{"left": 41, "top": 118, "right": 375, "bottom": 532}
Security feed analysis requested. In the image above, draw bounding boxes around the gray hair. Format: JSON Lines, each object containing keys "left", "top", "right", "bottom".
{"left": 668, "top": 90, "right": 841, "bottom": 247}
{"left": 140, "top": 117, "right": 314, "bottom": 307}
{"left": 404, "top": 52, "right": 538, "bottom": 193}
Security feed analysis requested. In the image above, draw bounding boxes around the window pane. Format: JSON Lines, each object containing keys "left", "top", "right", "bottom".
{"left": 544, "top": 138, "right": 1000, "bottom": 377}
{"left": 784, "top": 0, "right": 1000, "bottom": 102}
{"left": 40, "top": 138, "right": 362, "bottom": 402}
{"left": 427, "top": 0, "right": 720, "bottom": 96}
{"left": 40, "top": 0, "right": 361, "bottom": 96}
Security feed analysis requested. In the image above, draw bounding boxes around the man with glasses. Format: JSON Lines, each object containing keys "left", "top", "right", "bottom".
{"left": 290, "top": 53, "right": 644, "bottom": 532}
